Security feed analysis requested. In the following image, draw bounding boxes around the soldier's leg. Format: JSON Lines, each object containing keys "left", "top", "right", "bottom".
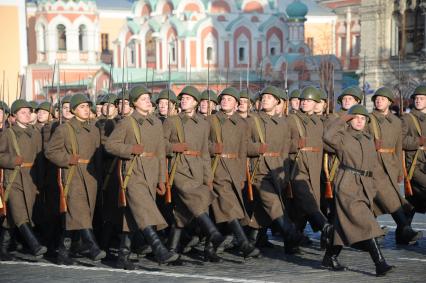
{"left": 0, "top": 228, "right": 14, "bottom": 261}
{"left": 352, "top": 238, "right": 394, "bottom": 277}
{"left": 391, "top": 207, "right": 423, "bottom": 245}
{"left": 57, "top": 230, "right": 74, "bottom": 265}
{"left": 321, "top": 245, "right": 346, "bottom": 271}
{"left": 79, "top": 229, "right": 106, "bottom": 261}
{"left": 272, "top": 214, "right": 303, "bottom": 254}
{"left": 116, "top": 232, "right": 135, "bottom": 270}
{"left": 227, "top": 219, "right": 259, "bottom": 258}
{"left": 18, "top": 223, "right": 47, "bottom": 257}
{"left": 139, "top": 226, "right": 179, "bottom": 264}
{"left": 167, "top": 224, "right": 182, "bottom": 253}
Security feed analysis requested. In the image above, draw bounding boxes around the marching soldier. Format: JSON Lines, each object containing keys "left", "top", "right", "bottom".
{"left": 367, "top": 87, "right": 422, "bottom": 245}
{"left": 246, "top": 86, "right": 302, "bottom": 254}
{"left": 0, "top": 100, "right": 47, "bottom": 260}
{"left": 208, "top": 87, "right": 259, "bottom": 258}
{"left": 323, "top": 105, "right": 394, "bottom": 276}
{"left": 117, "top": 90, "right": 133, "bottom": 117}
{"left": 289, "top": 89, "right": 301, "bottom": 113}
{"left": 45, "top": 93, "right": 106, "bottom": 264}
{"left": 287, "top": 86, "right": 333, "bottom": 250}
{"left": 105, "top": 86, "right": 179, "bottom": 268}
{"left": 402, "top": 85, "right": 426, "bottom": 217}
{"left": 35, "top": 102, "right": 53, "bottom": 131}
{"left": 162, "top": 86, "right": 227, "bottom": 262}
{"left": 238, "top": 89, "right": 253, "bottom": 118}
{"left": 199, "top": 89, "right": 218, "bottom": 116}
{"left": 156, "top": 89, "right": 178, "bottom": 122}
{"left": 0, "top": 101, "right": 9, "bottom": 132}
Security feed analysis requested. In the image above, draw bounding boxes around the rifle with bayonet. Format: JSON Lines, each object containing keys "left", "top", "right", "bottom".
{"left": 56, "top": 64, "right": 67, "bottom": 213}
{"left": 0, "top": 71, "right": 6, "bottom": 216}
{"left": 118, "top": 46, "right": 127, "bottom": 208}
{"left": 165, "top": 47, "right": 173, "bottom": 203}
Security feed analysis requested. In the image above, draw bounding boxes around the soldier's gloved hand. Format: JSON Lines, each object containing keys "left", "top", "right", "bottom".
{"left": 258, "top": 143, "right": 268, "bottom": 154}
{"left": 419, "top": 136, "right": 426, "bottom": 146}
{"left": 213, "top": 142, "right": 224, "bottom": 154}
{"left": 156, "top": 182, "right": 166, "bottom": 196}
{"left": 131, "top": 144, "right": 144, "bottom": 155}
{"left": 374, "top": 139, "right": 382, "bottom": 151}
{"left": 298, "top": 138, "right": 306, "bottom": 149}
{"left": 172, "top": 143, "right": 188, "bottom": 153}
{"left": 14, "top": 155, "right": 24, "bottom": 166}
{"left": 68, "top": 154, "right": 80, "bottom": 165}
{"left": 342, "top": 114, "right": 354, "bottom": 122}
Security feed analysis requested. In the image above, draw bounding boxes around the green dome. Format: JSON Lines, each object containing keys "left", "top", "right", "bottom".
{"left": 286, "top": 0, "right": 308, "bottom": 19}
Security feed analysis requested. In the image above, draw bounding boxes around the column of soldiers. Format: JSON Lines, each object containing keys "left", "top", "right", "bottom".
{"left": 0, "top": 83, "right": 425, "bottom": 277}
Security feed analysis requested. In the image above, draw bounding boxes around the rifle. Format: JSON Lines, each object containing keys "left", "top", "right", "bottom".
{"left": 402, "top": 151, "right": 413, "bottom": 197}
{"left": 207, "top": 58, "right": 211, "bottom": 115}
{"left": 118, "top": 45, "right": 127, "bottom": 207}
{"left": 165, "top": 45, "right": 172, "bottom": 203}
{"left": 284, "top": 63, "right": 289, "bottom": 116}
{"left": 246, "top": 159, "right": 254, "bottom": 202}
{"left": 0, "top": 70, "right": 6, "bottom": 215}
{"left": 56, "top": 64, "right": 67, "bottom": 213}
{"left": 323, "top": 153, "right": 333, "bottom": 199}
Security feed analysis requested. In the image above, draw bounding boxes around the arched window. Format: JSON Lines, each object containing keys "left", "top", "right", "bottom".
{"left": 79, "top": 25, "right": 87, "bottom": 51}
{"left": 57, "top": 24, "right": 66, "bottom": 51}
{"left": 128, "top": 41, "right": 136, "bottom": 66}
{"left": 207, "top": 47, "right": 213, "bottom": 61}
{"left": 38, "top": 24, "right": 46, "bottom": 53}
{"left": 146, "top": 30, "right": 156, "bottom": 68}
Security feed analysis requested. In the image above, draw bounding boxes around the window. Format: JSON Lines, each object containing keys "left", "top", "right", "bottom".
{"left": 57, "top": 24, "right": 66, "bottom": 51}
{"left": 79, "top": 25, "right": 87, "bottom": 51}
{"left": 339, "top": 36, "right": 346, "bottom": 57}
{"left": 146, "top": 30, "right": 156, "bottom": 67}
{"left": 352, "top": 35, "right": 360, "bottom": 57}
{"left": 270, "top": 47, "right": 276, "bottom": 56}
{"left": 128, "top": 41, "right": 136, "bottom": 66}
{"left": 307, "top": 37, "right": 314, "bottom": 52}
{"left": 172, "top": 47, "right": 176, "bottom": 62}
{"left": 101, "top": 33, "right": 109, "bottom": 52}
{"left": 239, "top": 47, "right": 245, "bottom": 62}
{"left": 207, "top": 47, "right": 213, "bottom": 61}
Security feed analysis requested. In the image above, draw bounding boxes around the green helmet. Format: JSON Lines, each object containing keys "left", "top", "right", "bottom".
{"left": 411, "top": 85, "right": 426, "bottom": 99}
{"left": 347, "top": 104, "right": 370, "bottom": 120}
{"left": 239, "top": 89, "right": 255, "bottom": 103}
{"left": 260, "top": 86, "right": 283, "bottom": 100}
{"left": 61, "top": 95, "right": 72, "bottom": 105}
{"left": 219, "top": 87, "right": 240, "bottom": 102}
{"left": 0, "top": 101, "right": 10, "bottom": 115}
{"left": 96, "top": 95, "right": 106, "bottom": 105}
{"left": 337, "top": 86, "right": 362, "bottom": 104}
{"left": 90, "top": 104, "right": 97, "bottom": 114}
{"left": 129, "top": 85, "right": 152, "bottom": 104}
{"left": 300, "top": 86, "right": 321, "bottom": 103}
{"left": 29, "top": 101, "right": 38, "bottom": 111}
{"left": 118, "top": 90, "right": 130, "bottom": 101}
{"left": 289, "top": 89, "right": 301, "bottom": 99}
{"left": 318, "top": 89, "right": 328, "bottom": 101}
{"left": 70, "top": 93, "right": 92, "bottom": 110}
{"left": 151, "top": 93, "right": 158, "bottom": 106}
{"left": 179, "top": 86, "right": 201, "bottom": 102}
{"left": 36, "top": 101, "right": 53, "bottom": 114}
{"left": 372, "top": 87, "right": 394, "bottom": 103}
{"left": 200, "top": 89, "right": 218, "bottom": 104}
{"left": 157, "top": 89, "right": 178, "bottom": 104}
{"left": 103, "top": 93, "right": 118, "bottom": 105}
{"left": 11, "top": 99, "right": 32, "bottom": 114}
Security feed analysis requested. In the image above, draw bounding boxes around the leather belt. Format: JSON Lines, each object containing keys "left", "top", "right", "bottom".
{"left": 78, "top": 159, "right": 90, "bottom": 164}
{"left": 340, "top": 164, "right": 373, "bottom": 177}
{"left": 262, "top": 152, "right": 282, "bottom": 157}
{"left": 183, "top": 150, "right": 201, "bottom": 157}
{"left": 300, "top": 147, "right": 321, "bottom": 152}
{"left": 138, "top": 152, "right": 156, "bottom": 158}
{"left": 20, "top": 162, "right": 34, "bottom": 168}
{"left": 377, "top": 148, "right": 395, "bottom": 153}
{"left": 220, "top": 153, "right": 238, "bottom": 159}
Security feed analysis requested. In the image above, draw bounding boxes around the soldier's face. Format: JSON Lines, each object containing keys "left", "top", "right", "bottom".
{"left": 106, "top": 103, "right": 117, "bottom": 117}
{"left": 37, "top": 109, "right": 50, "bottom": 123}
{"left": 100, "top": 104, "right": 107, "bottom": 116}
{"left": 158, "top": 99, "right": 169, "bottom": 116}
{"left": 134, "top": 94, "right": 152, "bottom": 114}
{"left": 73, "top": 103, "right": 90, "bottom": 121}
{"left": 180, "top": 95, "right": 197, "bottom": 112}
{"left": 314, "top": 100, "right": 326, "bottom": 115}
{"left": 261, "top": 94, "right": 278, "bottom": 113}
{"left": 14, "top": 107, "right": 31, "bottom": 126}
{"left": 0, "top": 109, "right": 4, "bottom": 124}
{"left": 374, "top": 96, "right": 391, "bottom": 112}
{"left": 290, "top": 98, "right": 300, "bottom": 111}
{"left": 220, "top": 95, "right": 238, "bottom": 114}
{"left": 118, "top": 99, "right": 131, "bottom": 115}
{"left": 300, "top": 99, "right": 316, "bottom": 114}
{"left": 350, "top": 114, "right": 367, "bottom": 131}
{"left": 199, "top": 100, "right": 215, "bottom": 115}
{"left": 62, "top": 103, "right": 74, "bottom": 120}
{"left": 341, "top": 95, "right": 358, "bottom": 110}
{"left": 239, "top": 98, "right": 250, "bottom": 113}
{"left": 415, "top": 95, "right": 426, "bottom": 111}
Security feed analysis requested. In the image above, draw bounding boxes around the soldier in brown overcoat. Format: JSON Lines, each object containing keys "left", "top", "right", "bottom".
{"left": 245, "top": 86, "right": 302, "bottom": 254}
{"left": 208, "top": 87, "right": 259, "bottom": 258}
{"left": 162, "top": 86, "right": 227, "bottom": 262}
{"left": 45, "top": 94, "right": 105, "bottom": 264}
{"left": 323, "top": 105, "right": 394, "bottom": 277}
{"left": 367, "top": 87, "right": 422, "bottom": 245}
{"left": 0, "top": 100, "right": 47, "bottom": 260}
{"left": 105, "top": 86, "right": 179, "bottom": 267}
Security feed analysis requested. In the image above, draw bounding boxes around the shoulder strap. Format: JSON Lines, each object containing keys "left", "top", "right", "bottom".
{"left": 173, "top": 117, "right": 185, "bottom": 143}
{"left": 4, "top": 129, "right": 21, "bottom": 201}
{"left": 253, "top": 116, "right": 265, "bottom": 144}
{"left": 129, "top": 117, "right": 141, "bottom": 145}
{"left": 65, "top": 123, "right": 78, "bottom": 155}
{"left": 291, "top": 115, "right": 305, "bottom": 138}
{"left": 408, "top": 113, "right": 422, "bottom": 136}
{"left": 212, "top": 115, "right": 222, "bottom": 143}
{"left": 7, "top": 128, "right": 21, "bottom": 156}
{"left": 63, "top": 123, "right": 80, "bottom": 198}
{"left": 369, "top": 115, "right": 381, "bottom": 140}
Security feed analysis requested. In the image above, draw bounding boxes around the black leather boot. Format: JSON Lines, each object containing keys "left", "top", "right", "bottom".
{"left": 57, "top": 230, "right": 74, "bottom": 265}
{"left": 167, "top": 226, "right": 182, "bottom": 253}
{"left": 180, "top": 229, "right": 199, "bottom": 254}
{"left": 357, "top": 239, "right": 394, "bottom": 276}
{"left": 247, "top": 227, "right": 258, "bottom": 246}
{"left": 0, "top": 228, "right": 13, "bottom": 261}
{"left": 228, "top": 220, "right": 260, "bottom": 258}
{"left": 116, "top": 233, "right": 135, "bottom": 270}
{"left": 18, "top": 223, "right": 47, "bottom": 257}
{"left": 196, "top": 213, "right": 226, "bottom": 251}
{"left": 308, "top": 212, "right": 334, "bottom": 249}
{"left": 203, "top": 241, "right": 221, "bottom": 263}
{"left": 392, "top": 207, "right": 423, "bottom": 245}
{"left": 80, "top": 229, "right": 106, "bottom": 261}
{"left": 322, "top": 245, "right": 347, "bottom": 271}
{"left": 273, "top": 215, "right": 302, "bottom": 254}
{"left": 141, "top": 226, "right": 179, "bottom": 264}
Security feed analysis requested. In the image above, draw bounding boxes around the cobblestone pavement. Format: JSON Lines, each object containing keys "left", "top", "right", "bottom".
{"left": 0, "top": 214, "right": 425, "bottom": 283}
